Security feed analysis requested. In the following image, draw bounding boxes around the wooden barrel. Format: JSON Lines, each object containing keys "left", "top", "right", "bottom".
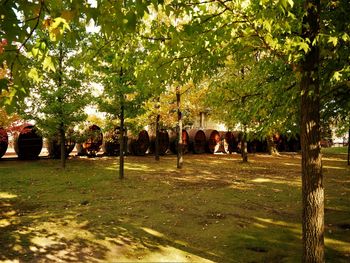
{"left": 189, "top": 129, "right": 206, "bottom": 154}
{"left": 221, "top": 131, "right": 239, "bottom": 153}
{"left": 47, "top": 137, "right": 75, "bottom": 159}
{"left": 247, "top": 139, "right": 267, "bottom": 153}
{"left": 0, "top": 127, "right": 8, "bottom": 158}
{"left": 287, "top": 135, "right": 301, "bottom": 152}
{"left": 275, "top": 134, "right": 287, "bottom": 152}
{"left": 14, "top": 125, "right": 43, "bottom": 160}
{"left": 102, "top": 127, "right": 128, "bottom": 156}
{"left": 76, "top": 143, "right": 87, "bottom": 156}
{"left": 169, "top": 130, "right": 189, "bottom": 154}
{"left": 81, "top": 124, "right": 103, "bottom": 156}
{"left": 275, "top": 134, "right": 301, "bottom": 152}
{"left": 129, "top": 130, "right": 149, "bottom": 156}
{"left": 204, "top": 129, "right": 221, "bottom": 154}
{"left": 149, "top": 129, "right": 170, "bottom": 155}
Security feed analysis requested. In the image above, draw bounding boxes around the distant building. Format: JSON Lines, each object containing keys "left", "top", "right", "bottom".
{"left": 191, "top": 112, "right": 227, "bottom": 131}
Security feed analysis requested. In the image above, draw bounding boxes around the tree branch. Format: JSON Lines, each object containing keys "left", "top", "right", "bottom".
{"left": 10, "top": 0, "right": 44, "bottom": 80}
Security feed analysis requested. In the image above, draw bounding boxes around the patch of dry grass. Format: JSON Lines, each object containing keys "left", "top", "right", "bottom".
{"left": 0, "top": 153, "right": 349, "bottom": 262}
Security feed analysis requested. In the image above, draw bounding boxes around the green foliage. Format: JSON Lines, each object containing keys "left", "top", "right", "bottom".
{"left": 0, "top": 0, "right": 348, "bottom": 140}
{"left": 17, "top": 27, "right": 91, "bottom": 139}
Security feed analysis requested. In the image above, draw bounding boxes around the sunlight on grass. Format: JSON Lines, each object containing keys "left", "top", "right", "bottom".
{"left": 0, "top": 192, "right": 17, "bottom": 199}
{"left": 252, "top": 178, "right": 272, "bottom": 183}
{"left": 0, "top": 154, "right": 348, "bottom": 262}
{"left": 283, "top": 162, "right": 300, "bottom": 167}
{"left": 103, "top": 162, "right": 156, "bottom": 172}
{"left": 325, "top": 237, "right": 350, "bottom": 254}
{"left": 251, "top": 177, "right": 300, "bottom": 187}
{"left": 323, "top": 165, "right": 346, "bottom": 170}
{"left": 253, "top": 223, "right": 268, "bottom": 229}
{"left": 20, "top": 217, "right": 215, "bottom": 262}
{"left": 254, "top": 217, "right": 301, "bottom": 234}
{"left": 31, "top": 236, "right": 61, "bottom": 249}
{"left": 0, "top": 219, "right": 11, "bottom": 227}
{"left": 118, "top": 244, "right": 215, "bottom": 263}
{"left": 141, "top": 227, "right": 165, "bottom": 238}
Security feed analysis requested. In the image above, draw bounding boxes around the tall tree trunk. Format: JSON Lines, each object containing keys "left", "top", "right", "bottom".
{"left": 347, "top": 126, "right": 349, "bottom": 165}
{"left": 176, "top": 87, "right": 183, "bottom": 169}
{"left": 300, "top": 0, "right": 324, "bottom": 262}
{"left": 241, "top": 126, "right": 248, "bottom": 162}
{"left": 155, "top": 114, "right": 160, "bottom": 161}
{"left": 119, "top": 101, "right": 125, "bottom": 180}
{"left": 267, "top": 134, "right": 278, "bottom": 155}
{"left": 58, "top": 43, "right": 65, "bottom": 169}
{"left": 59, "top": 124, "right": 66, "bottom": 169}
{"left": 155, "top": 97, "right": 160, "bottom": 161}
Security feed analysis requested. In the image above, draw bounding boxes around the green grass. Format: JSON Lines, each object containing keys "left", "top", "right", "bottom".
{"left": 0, "top": 153, "right": 349, "bottom": 262}
{"left": 322, "top": 146, "right": 348, "bottom": 155}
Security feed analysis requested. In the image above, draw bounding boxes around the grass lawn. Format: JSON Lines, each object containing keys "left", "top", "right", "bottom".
{"left": 0, "top": 153, "right": 349, "bottom": 262}
{"left": 322, "top": 146, "right": 348, "bottom": 155}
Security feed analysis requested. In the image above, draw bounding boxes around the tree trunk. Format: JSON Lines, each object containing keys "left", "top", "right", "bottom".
{"left": 155, "top": 114, "right": 160, "bottom": 161}
{"left": 176, "top": 87, "right": 183, "bottom": 169}
{"left": 347, "top": 126, "right": 349, "bottom": 165}
{"left": 241, "top": 126, "right": 248, "bottom": 162}
{"left": 119, "top": 100, "right": 125, "bottom": 180}
{"left": 59, "top": 125, "right": 66, "bottom": 169}
{"left": 155, "top": 97, "right": 160, "bottom": 161}
{"left": 267, "top": 134, "right": 278, "bottom": 155}
{"left": 241, "top": 137, "right": 248, "bottom": 162}
{"left": 58, "top": 44, "right": 65, "bottom": 169}
{"left": 300, "top": 0, "right": 324, "bottom": 262}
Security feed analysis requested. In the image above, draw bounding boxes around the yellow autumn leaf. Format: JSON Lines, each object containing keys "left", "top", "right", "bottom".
{"left": 0, "top": 68, "right": 7, "bottom": 79}
{"left": 42, "top": 18, "right": 52, "bottom": 29}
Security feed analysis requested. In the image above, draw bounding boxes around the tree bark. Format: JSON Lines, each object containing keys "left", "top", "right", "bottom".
{"left": 347, "top": 125, "right": 349, "bottom": 165}
{"left": 59, "top": 124, "right": 66, "bottom": 169}
{"left": 176, "top": 87, "right": 183, "bottom": 169}
{"left": 300, "top": 0, "right": 324, "bottom": 262}
{"left": 241, "top": 126, "right": 248, "bottom": 162}
{"left": 119, "top": 101, "right": 125, "bottom": 180}
{"left": 267, "top": 134, "right": 278, "bottom": 155}
{"left": 155, "top": 114, "right": 160, "bottom": 161}
{"left": 58, "top": 43, "right": 66, "bottom": 169}
{"left": 155, "top": 97, "right": 160, "bottom": 161}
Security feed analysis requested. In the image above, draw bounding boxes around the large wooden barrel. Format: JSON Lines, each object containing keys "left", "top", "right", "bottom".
{"left": 102, "top": 127, "right": 128, "bottom": 156}
{"left": 189, "top": 129, "right": 206, "bottom": 154}
{"left": 47, "top": 136, "right": 75, "bottom": 159}
{"left": 79, "top": 124, "right": 103, "bottom": 156}
{"left": 275, "top": 134, "right": 301, "bottom": 152}
{"left": 221, "top": 131, "right": 239, "bottom": 153}
{"left": 204, "top": 129, "right": 221, "bottom": 154}
{"left": 0, "top": 127, "right": 8, "bottom": 158}
{"left": 287, "top": 135, "right": 301, "bottom": 152}
{"left": 14, "top": 125, "right": 43, "bottom": 160}
{"left": 129, "top": 130, "right": 149, "bottom": 156}
{"left": 247, "top": 139, "right": 267, "bottom": 153}
{"left": 149, "top": 129, "right": 170, "bottom": 155}
{"left": 169, "top": 130, "right": 189, "bottom": 154}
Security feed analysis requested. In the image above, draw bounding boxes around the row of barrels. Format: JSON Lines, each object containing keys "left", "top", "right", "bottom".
{"left": 0, "top": 125, "right": 300, "bottom": 160}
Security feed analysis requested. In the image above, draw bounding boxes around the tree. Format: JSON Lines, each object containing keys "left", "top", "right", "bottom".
{"left": 18, "top": 27, "right": 91, "bottom": 169}
{"left": 0, "top": 0, "right": 96, "bottom": 110}
{"left": 299, "top": 1, "right": 324, "bottom": 261}
{"left": 2, "top": 1, "right": 349, "bottom": 260}
{"left": 90, "top": 32, "right": 152, "bottom": 179}
{"left": 138, "top": 1, "right": 348, "bottom": 261}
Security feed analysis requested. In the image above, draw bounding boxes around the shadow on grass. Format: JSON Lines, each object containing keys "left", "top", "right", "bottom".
{"left": 0, "top": 153, "right": 349, "bottom": 262}
{"left": 0, "top": 193, "right": 219, "bottom": 262}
